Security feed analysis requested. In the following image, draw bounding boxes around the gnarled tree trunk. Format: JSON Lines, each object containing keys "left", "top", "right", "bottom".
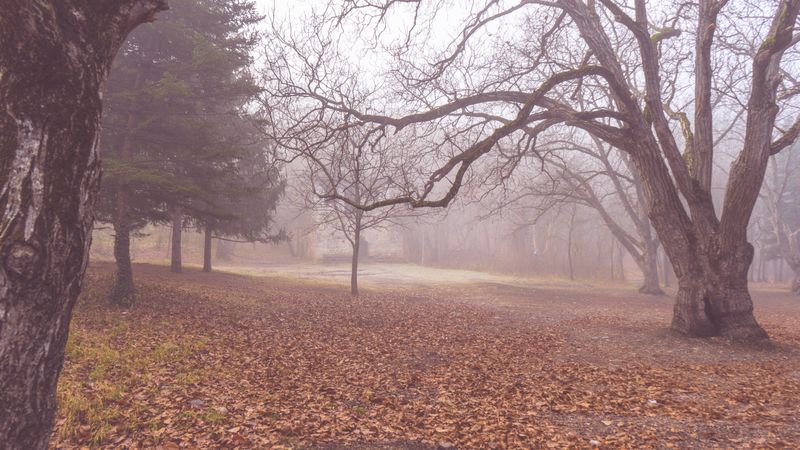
{"left": 629, "top": 150, "right": 768, "bottom": 340}
{"left": 0, "top": 1, "right": 168, "bottom": 447}
{"left": 670, "top": 238, "right": 765, "bottom": 339}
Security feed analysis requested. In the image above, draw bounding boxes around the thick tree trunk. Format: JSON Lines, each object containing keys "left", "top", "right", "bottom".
{"left": 203, "top": 225, "right": 212, "bottom": 273}
{"left": 110, "top": 189, "right": 135, "bottom": 305}
{"left": 0, "top": 1, "right": 168, "bottom": 447}
{"left": 670, "top": 241, "right": 767, "bottom": 340}
{"left": 627, "top": 150, "right": 768, "bottom": 339}
{"left": 351, "top": 220, "right": 361, "bottom": 297}
{"left": 170, "top": 206, "right": 182, "bottom": 273}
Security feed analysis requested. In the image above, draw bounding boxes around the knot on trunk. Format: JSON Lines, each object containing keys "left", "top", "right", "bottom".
{"left": 4, "top": 242, "right": 40, "bottom": 280}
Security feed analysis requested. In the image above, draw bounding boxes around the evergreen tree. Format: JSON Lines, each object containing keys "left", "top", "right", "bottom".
{"left": 97, "top": 0, "right": 274, "bottom": 304}
{"left": 191, "top": 118, "right": 287, "bottom": 272}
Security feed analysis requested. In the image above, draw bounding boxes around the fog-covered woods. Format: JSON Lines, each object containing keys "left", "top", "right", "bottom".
{"left": 2, "top": 0, "right": 800, "bottom": 448}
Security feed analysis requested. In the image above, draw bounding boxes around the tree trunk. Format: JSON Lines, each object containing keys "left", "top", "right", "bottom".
{"left": 0, "top": 1, "right": 168, "bottom": 447}
{"left": 203, "top": 224, "right": 212, "bottom": 273}
{"left": 670, "top": 240, "right": 767, "bottom": 340}
{"left": 566, "top": 207, "right": 576, "bottom": 281}
{"left": 351, "top": 217, "right": 362, "bottom": 296}
{"left": 638, "top": 266, "right": 662, "bottom": 296}
{"left": 609, "top": 237, "right": 615, "bottom": 281}
{"left": 110, "top": 189, "right": 134, "bottom": 305}
{"left": 170, "top": 206, "right": 182, "bottom": 273}
{"left": 616, "top": 241, "right": 626, "bottom": 281}
{"left": 109, "top": 78, "right": 140, "bottom": 306}
{"left": 638, "top": 241, "right": 664, "bottom": 295}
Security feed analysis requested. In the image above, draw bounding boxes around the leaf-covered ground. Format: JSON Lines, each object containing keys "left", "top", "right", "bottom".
{"left": 53, "top": 263, "right": 800, "bottom": 449}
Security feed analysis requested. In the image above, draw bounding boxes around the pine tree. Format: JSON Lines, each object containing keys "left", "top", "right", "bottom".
{"left": 97, "top": 0, "right": 273, "bottom": 303}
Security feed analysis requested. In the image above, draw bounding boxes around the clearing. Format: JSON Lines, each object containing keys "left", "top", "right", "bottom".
{"left": 53, "top": 262, "right": 800, "bottom": 449}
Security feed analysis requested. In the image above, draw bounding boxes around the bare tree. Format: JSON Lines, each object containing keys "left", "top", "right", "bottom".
{"left": 0, "top": 1, "right": 168, "bottom": 446}
{"left": 495, "top": 135, "right": 664, "bottom": 293}
{"left": 264, "top": 0, "right": 800, "bottom": 340}
{"left": 290, "top": 129, "right": 417, "bottom": 296}
{"left": 761, "top": 142, "right": 800, "bottom": 293}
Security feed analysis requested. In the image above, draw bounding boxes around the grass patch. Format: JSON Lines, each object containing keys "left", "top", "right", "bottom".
{"left": 58, "top": 307, "right": 207, "bottom": 445}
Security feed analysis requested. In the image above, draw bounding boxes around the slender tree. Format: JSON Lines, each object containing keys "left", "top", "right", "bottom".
{"left": 285, "top": 128, "right": 417, "bottom": 296}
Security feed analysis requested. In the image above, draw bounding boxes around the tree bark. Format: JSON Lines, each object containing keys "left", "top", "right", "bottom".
{"left": 351, "top": 214, "right": 362, "bottom": 296}
{"left": 110, "top": 189, "right": 134, "bottom": 305}
{"left": 203, "top": 224, "right": 212, "bottom": 273}
{"left": 669, "top": 239, "right": 767, "bottom": 340}
{"left": 170, "top": 206, "right": 182, "bottom": 273}
{"left": 0, "top": 1, "right": 168, "bottom": 447}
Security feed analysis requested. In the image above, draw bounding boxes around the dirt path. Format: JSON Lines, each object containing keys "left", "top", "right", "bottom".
{"left": 53, "top": 263, "right": 800, "bottom": 449}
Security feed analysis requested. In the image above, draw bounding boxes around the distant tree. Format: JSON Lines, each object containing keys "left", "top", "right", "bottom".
{"left": 287, "top": 128, "right": 417, "bottom": 296}
{"left": 96, "top": 0, "right": 262, "bottom": 298}
{"left": 761, "top": 142, "right": 800, "bottom": 294}
{"left": 0, "top": 1, "right": 168, "bottom": 446}
{"left": 510, "top": 136, "right": 664, "bottom": 294}
{"left": 193, "top": 125, "right": 286, "bottom": 273}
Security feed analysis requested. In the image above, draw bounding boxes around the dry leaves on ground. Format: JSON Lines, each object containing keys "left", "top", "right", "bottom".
{"left": 52, "top": 264, "right": 800, "bottom": 449}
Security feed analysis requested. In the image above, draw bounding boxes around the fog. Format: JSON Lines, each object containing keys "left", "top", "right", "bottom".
{"left": 3, "top": 0, "right": 800, "bottom": 448}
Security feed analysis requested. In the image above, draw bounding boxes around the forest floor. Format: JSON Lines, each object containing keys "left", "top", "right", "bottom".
{"left": 53, "top": 262, "right": 800, "bottom": 449}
